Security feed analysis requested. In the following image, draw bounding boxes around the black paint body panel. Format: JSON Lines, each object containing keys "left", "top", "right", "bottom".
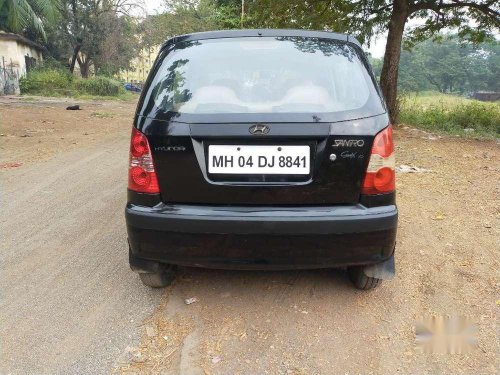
{"left": 126, "top": 203, "right": 397, "bottom": 270}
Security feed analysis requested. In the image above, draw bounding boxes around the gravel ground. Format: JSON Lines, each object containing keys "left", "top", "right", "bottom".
{"left": 0, "top": 97, "right": 498, "bottom": 374}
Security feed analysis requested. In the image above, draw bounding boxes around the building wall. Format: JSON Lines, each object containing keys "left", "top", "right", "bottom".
{"left": 117, "top": 45, "right": 160, "bottom": 84}
{"left": 0, "top": 38, "right": 43, "bottom": 94}
{"left": 0, "top": 39, "right": 43, "bottom": 76}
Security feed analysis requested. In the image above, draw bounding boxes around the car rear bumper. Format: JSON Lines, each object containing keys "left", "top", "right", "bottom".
{"left": 126, "top": 203, "right": 397, "bottom": 271}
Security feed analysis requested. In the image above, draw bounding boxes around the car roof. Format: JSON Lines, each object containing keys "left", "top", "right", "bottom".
{"left": 162, "top": 29, "right": 361, "bottom": 50}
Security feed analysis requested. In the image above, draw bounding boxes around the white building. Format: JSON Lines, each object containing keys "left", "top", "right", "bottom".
{"left": 0, "top": 31, "right": 43, "bottom": 94}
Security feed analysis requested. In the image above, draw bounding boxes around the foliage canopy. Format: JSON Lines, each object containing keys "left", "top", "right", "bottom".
{"left": 0, "top": 0, "right": 60, "bottom": 40}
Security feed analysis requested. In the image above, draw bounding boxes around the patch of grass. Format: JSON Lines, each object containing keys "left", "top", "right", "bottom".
{"left": 20, "top": 67, "right": 128, "bottom": 99}
{"left": 75, "top": 76, "right": 125, "bottom": 97}
{"left": 19, "top": 96, "right": 37, "bottom": 102}
{"left": 74, "top": 91, "right": 136, "bottom": 101}
{"left": 90, "top": 111, "right": 115, "bottom": 118}
{"left": 399, "top": 92, "right": 500, "bottom": 138}
{"left": 19, "top": 68, "right": 74, "bottom": 96}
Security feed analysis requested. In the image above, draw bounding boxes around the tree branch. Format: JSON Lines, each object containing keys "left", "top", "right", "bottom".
{"left": 410, "top": 0, "right": 500, "bottom": 21}
{"left": 359, "top": 2, "right": 394, "bottom": 15}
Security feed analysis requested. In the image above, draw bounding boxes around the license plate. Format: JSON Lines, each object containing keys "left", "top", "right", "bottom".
{"left": 208, "top": 145, "right": 310, "bottom": 175}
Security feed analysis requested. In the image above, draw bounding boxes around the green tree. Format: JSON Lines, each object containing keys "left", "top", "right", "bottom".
{"left": 0, "top": 0, "right": 60, "bottom": 40}
{"left": 397, "top": 49, "right": 431, "bottom": 92}
{"left": 370, "top": 0, "right": 499, "bottom": 120}
{"left": 369, "top": 56, "right": 384, "bottom": 80}
{"left": 241, "top": 0, "right": 350, "bottom": 31}
{"left": 397, "top": 36, "right": 499, "bottom": 93}
{"left": 138, "top": 0, "right": 240, "bottom": 49}
{"left": 50, "top": 0, "right": 139, "bottom": 77}
{"left": 92, "top": 14, "right": 138, "bottom": 76}
{"left": 474, "top": 41, "right": 500, "bottom": 91}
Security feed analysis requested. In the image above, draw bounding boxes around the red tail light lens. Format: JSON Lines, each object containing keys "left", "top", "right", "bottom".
{"left": 361, "top": 125, "right": 395, "bottom": 195}
{"left": 128, "top": 128, "right": 159, "bottom": 194}
{"left": 131, "top": 130, "right": 148, "bottom": 157}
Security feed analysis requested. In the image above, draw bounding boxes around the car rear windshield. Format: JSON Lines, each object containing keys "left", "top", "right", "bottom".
{"left": 143, "top": 36, "right": 384, "bottom": 119}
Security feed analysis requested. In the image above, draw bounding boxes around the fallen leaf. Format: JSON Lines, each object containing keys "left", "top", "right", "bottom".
{"left": 145, "top": 325, "right": 157, "bottom": 338}
{"left": 211, "top": 356, "right": 222, "bottom": 364}
{"left": 433, "top": 212, "right": 445, "bottom": 220}
{"left": 0, "top": 162, "right": 23, "bottom": 169}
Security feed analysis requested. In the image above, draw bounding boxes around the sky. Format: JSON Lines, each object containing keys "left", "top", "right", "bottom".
{"left": 142, "top": 0, "right": 388, "bottom": 58}
{"left": 367, "top": 36, "right": 387, "bottom": 58}
{"left": 143, "top": 0, "right": 163, "bottom": 15}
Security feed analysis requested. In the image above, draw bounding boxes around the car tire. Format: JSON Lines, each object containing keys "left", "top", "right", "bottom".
{"left": 139, "top": 264, "right": 176, "bottom": 288}
{"left": 347, "top": 266, "right": 382, "bottom": 290}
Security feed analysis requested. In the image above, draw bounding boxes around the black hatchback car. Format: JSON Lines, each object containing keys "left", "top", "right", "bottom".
{"left": 126, "top": 29, "right": 397, "bottom": 290}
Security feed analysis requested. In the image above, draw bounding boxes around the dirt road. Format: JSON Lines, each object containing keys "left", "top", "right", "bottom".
{"left": 1, "top": 97, "right": 498, "bottom": 375}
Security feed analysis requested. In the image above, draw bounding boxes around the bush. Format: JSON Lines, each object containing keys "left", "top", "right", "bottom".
{"left": 75, "top": 76, "right": 124, "bottom": 96}
{"left": 20, "top": 68, "right": 73, "bottom": 95}
{"left": 399, "top": 93, "right": 500, "bottom": 137}
{"left": 20, "top": 66, "right": 126, "bottom": 98}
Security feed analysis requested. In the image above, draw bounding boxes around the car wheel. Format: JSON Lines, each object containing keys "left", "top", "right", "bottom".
{"left": 347, "top": 266, "right": 382, "bottom": 290}
{"left": 139, "top": 264, "right": 176, "bottom": 288}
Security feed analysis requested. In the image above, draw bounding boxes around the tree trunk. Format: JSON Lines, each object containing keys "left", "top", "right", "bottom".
{"left": 380, "top": 0, "right": 409, "bottom": 123}
{"left": 79, "top": 61, "right": 89, "bottom": 78}
{"left": 77, "top": 55, "right": 90, "bottom": 78}
{"left": 69, "top": 44, "right": 81, "bottom": 74}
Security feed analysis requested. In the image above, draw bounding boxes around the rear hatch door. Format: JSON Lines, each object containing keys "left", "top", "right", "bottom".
{"left": 147, "top": 119, "right": 376, "bottom": 205}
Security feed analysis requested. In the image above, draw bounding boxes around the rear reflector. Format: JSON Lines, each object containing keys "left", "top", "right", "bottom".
{"left": 128, "top": 128, "right": 159, "bottom": 194}
{"left": 362, "top": 125, "right": 395, "bottom": 195}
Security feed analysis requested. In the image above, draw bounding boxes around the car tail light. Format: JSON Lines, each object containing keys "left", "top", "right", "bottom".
{"left": 361, "top": 125, "right": 395, "bottom": 195}
{"left": 128, "top": 128, "right": 159, "bottom": 194}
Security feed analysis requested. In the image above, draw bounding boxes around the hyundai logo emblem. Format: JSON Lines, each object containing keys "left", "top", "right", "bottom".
{"left": 249, "top": 124, "right": 270, "bottom": 135}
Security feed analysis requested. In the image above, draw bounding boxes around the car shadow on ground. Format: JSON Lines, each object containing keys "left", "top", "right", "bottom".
{"left": 167, "top": 266, "right": 364, "bottom": 300}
